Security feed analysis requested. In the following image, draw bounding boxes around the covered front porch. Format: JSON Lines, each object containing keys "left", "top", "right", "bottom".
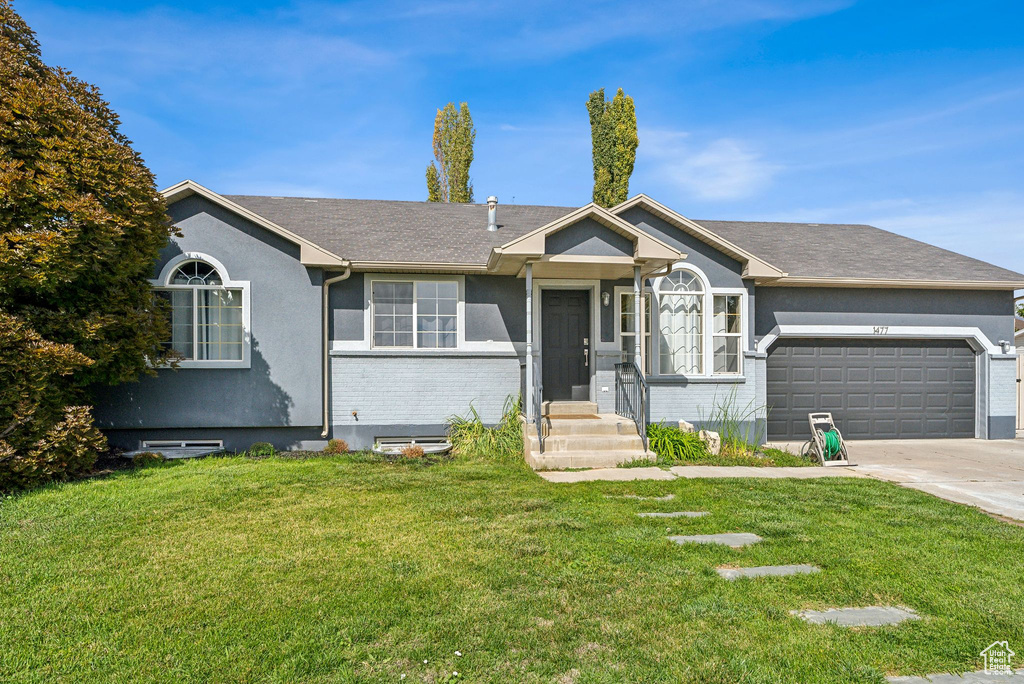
{"left": 487, "top": 203, "right": 684, "bottom": 468}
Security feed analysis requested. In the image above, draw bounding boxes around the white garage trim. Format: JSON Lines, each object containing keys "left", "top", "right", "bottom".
{"left": 756, "top": 325, "right": 1003, "bottom": 356}
{"left": 757, "top": 324, "right": 1005, "bottom": 440}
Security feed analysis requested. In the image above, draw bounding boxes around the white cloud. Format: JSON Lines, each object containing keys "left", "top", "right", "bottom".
{"left": 641, "top": 132, "right": 780, "bottom": 201}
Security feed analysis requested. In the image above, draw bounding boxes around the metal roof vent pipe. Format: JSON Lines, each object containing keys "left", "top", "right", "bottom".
{"left": 486, "top": 196, "right": 498, "bottom": 231}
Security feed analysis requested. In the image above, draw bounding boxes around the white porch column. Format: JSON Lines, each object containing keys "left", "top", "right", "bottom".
{"left": 525, "top": 262, "right": 534, "bottom": 421}
{"left": 633, "top": 265, "right": 642, "bottom": 369}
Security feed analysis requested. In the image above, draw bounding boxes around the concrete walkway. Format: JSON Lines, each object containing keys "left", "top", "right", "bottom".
{"left": 543, "top": 439, "right": 1024, "bottom": 522}
{"left": 539, "top": 465, "right": 864, "bottom": 483}
{"left": 767, "top": 439, "right": 1024, "bottom": 522}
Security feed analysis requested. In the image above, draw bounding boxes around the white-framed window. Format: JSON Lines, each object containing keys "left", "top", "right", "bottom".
{"left": 657, "top": 269, "right": 704, "bottom": 375}
{"left": 371, "top": 278, "right": 459, "bottom": 349}
{"left": 652, "top": 266, "right": 745, "bottom": 377}
{"left": 713, "top": 294, "right": 742, "bottom": 374}
{"left": 616, "top": 289, "right": 652, "bottom": 373}
{"left": 151, "top": 254, "right": 250, "bottom": 368}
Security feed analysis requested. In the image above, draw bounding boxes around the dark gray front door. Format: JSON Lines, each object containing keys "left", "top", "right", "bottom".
{"left": 541, "top": 290, "right": 590, "bottom": 401}
{"left": 766, "top": 339, "right": 976, "bottom": 440}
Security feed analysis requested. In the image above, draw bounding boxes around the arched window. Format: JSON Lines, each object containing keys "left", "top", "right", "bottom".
{"left": 155, "top": 259, "right": 245, "bottom": 362}
{"left": 657, "top": 269, "right": 704, "bottom": 374}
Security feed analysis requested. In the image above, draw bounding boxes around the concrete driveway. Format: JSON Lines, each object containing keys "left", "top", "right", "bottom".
{"left": 774, "top": 439, "right": 1024, "bottom": 522}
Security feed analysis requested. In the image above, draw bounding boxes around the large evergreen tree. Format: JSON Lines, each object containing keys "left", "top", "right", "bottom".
{"left": 587, "top": 88, "right": 639, "bottom": 207}
{"left": 425, "top": 102, "right": 475, "bottom": 203}
{"left": 0, "top": 0, "right": 174, "bottom": 488}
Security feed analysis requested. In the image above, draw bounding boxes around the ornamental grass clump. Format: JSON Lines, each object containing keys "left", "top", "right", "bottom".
{"left": 645, "top": 423, "right": 711, "bottom": 464}
{"left": 446, "top": 396, "right": 522, "bottom": 462}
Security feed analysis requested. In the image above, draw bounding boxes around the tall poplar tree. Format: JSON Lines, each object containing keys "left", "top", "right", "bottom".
{"left": 425, "top": 102, "right": 475, "bottom": 203}
{"left": 587, "top": 88, "right": 639, "bottom": 207}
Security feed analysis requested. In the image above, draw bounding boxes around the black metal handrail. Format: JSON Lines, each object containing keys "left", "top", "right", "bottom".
{"left": 532, "top": 361, "right": 545, "bottom": 453}
{"left": 615, "top": 361, "right": 648, "bottom": 451}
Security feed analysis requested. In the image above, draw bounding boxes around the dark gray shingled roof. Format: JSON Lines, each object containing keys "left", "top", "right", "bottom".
{"left": 225, "top": 195, "right": 573, "bottom": 265}
{"left": 224, "top": 194, "right": 1023, "bottom": 282}
{"left": 696, "top": 219, "right": 1024, "bottom": 282}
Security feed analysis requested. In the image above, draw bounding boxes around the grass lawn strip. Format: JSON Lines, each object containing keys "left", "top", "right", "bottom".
{"left": 1, "top": 454, "right": 1023, "bottom": 682}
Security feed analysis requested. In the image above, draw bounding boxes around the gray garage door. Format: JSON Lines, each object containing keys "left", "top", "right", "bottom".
{"left": 766, "top": 339, "right": 975, "bottom": 441}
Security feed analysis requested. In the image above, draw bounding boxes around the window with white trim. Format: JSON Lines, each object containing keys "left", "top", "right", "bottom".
{"left": 371, "top": 280, "right": 458, "bottom": 348}
{"left": 155, "top": 260, "right": 244, "bottom": 361}
{"left": 619, "top": 291, "right": 652, "bottom": 373}
{"left": 712, "top": 294, "right": 742, "bottom": 374}
{"left": 657, "top": 270, "right": 704, "bottom": 374}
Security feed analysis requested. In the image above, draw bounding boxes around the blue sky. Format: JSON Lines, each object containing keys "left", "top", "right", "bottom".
{"left": 18, "top": 0, "right": 1024, "bottom": 273}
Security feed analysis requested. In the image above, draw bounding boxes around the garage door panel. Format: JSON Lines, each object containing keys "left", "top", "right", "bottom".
{"left": 820, "top": 367, "right": 843, "bottom": 383}
{"left": 766, "top": 339, "right": 975, "bottom": 440}
{"left": 847, "top": 367, "right": 871, "bottom": 382}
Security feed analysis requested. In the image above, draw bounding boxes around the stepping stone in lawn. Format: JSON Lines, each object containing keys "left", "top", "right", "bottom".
{"left": 638, "top": 511, "right": 707, "bottom": 518}
{"left": 669, "top": 533, "right": 762, "bottom": 548}
{"left": 716, "top": 564, "right": 819, "bottom": 580}
{"left": 791, "top": 606, "right": 920, "bottom": 627}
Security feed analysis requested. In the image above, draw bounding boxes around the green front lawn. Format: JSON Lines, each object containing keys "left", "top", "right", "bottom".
{"left": 2, "top": 455, "right": 1022, "bottom": 682}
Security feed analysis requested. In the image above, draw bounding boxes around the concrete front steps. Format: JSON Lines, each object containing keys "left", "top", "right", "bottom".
{"left": 524, "top": 402, "right": 655, "bottom": 470}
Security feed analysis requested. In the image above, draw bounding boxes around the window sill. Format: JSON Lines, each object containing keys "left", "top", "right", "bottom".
{"left": 331, "top": 349, "right": 519, "bottom": 358}
{"left": 646, "top": 375, "right": 746, "bottom": 384}
{"left": 154, "top": 360, "right": 251, "bottom": 370}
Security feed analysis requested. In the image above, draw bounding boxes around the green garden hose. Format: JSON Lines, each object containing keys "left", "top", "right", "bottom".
{"left": 820, "top": 429, "right": 842, "bottom": 460}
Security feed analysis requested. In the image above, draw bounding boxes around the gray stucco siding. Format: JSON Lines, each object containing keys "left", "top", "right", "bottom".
{"left": 93, "top": 195, "right": 323, "bottom": 431}
{"left": 618, "top": 206, "right": 745, "bottom": 289}
{"left": 755, "top": 287, "right": 1015, "bottom": 345}
{"left": 545, "top": 218, "right": 634, "bottom": 257}
{"left": 330, "top": 272, "right": 365, "bottom": 341}
{"left": 330, "top": 352, "right": 521, "bottom": 449}
{"left": 465, "top": 275, "right": 526, "bottom": 342}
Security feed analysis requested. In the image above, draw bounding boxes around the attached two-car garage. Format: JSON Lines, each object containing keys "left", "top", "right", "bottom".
{"left": 766, "top": 339, "right": 976, "bottom": 441}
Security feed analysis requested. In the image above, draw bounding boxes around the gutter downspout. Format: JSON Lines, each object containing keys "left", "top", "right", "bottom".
{"left": 322, "top": 265, "right": 352, "bottom": 438}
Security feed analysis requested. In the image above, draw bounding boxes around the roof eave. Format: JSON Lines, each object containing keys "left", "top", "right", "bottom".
{"left": 759, "top": 276, "right": 1024, "bottom": 290}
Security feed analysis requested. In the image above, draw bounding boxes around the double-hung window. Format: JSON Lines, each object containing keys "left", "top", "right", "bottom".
{"left": 619, "top": 291, "right": 652, "bottom": 373}
{"left": 372, "top": 280, "right": 458, "bottom": 349}
{"left": 155, "top": 260, "right": 245, "bottom": 362}
{"left": 712, "top": 294, "right": 742, "bottom": 374}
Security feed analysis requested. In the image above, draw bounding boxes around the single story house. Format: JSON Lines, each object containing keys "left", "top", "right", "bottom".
{"left": 94, "top": 180, "right": 1023, "bottom": 465}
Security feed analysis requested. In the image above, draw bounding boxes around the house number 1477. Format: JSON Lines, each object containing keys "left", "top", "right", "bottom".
{"left": 872, "top": 326, "right": 889, "bottom": 335}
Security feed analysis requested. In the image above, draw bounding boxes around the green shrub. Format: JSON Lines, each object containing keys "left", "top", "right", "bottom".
{"left": 323, "top": 439, "right": 348, "bottom": 454}
{"left": 645, "top": 423, "right": 711, "bottom": 464}
{"left": 447, "top": 395, "right": 522, "bottom": 462}
{"left": 0, "top": 406, "right": 105, "bottom": 491}
{"left": 132, "top": 451, "right": 164, "bottom": 467}
{"left": 247, "top": 442, "right": 275, "bottom": 458}
{"left": 0, "top": 314, "right": 106, "bottom": 491}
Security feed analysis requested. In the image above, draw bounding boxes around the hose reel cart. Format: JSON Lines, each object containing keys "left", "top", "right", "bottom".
{"left": 806, "top": 412, "right": 850, "bottom": 466}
